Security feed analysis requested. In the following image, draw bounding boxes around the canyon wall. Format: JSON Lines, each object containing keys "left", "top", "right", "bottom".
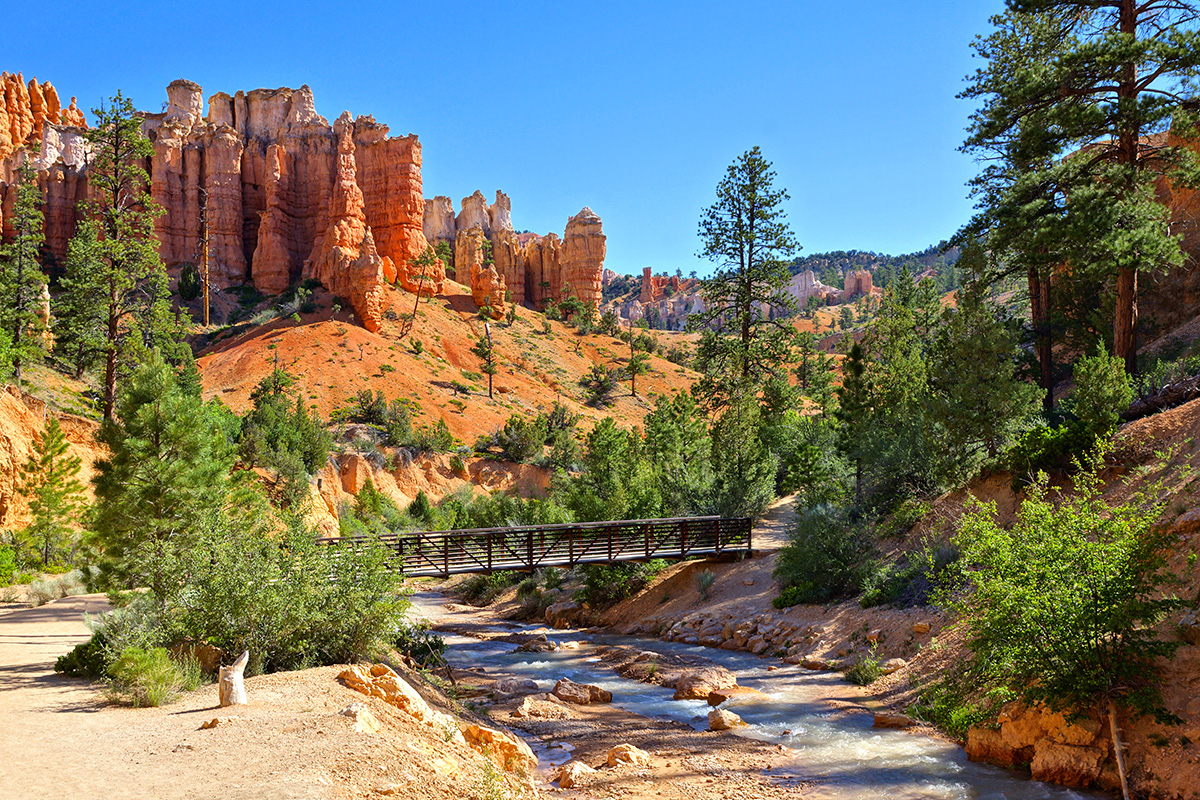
{"left": 422, "top": 190, "right": 606, "bottom": 310}
{"left": 1, "top": 78, "right": 426, "bottom": 328}
{"left": 3, "top": 74, "right": 606, "bottom": 325}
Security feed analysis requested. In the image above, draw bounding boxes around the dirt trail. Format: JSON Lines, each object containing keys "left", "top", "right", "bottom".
{"left": 0, "top": 595, "right": 340, "bottom": 800}
{"left": 752, "top": 494, "right": 797, "bottom": 551}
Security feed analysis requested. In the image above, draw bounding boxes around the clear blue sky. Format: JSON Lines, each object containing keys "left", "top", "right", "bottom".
{"left": 7, "top": 0, "right": 1005, "bottom": 277}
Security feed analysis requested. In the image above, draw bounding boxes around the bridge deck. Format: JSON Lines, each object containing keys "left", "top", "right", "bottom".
{"left": 335, "top": 516, "right": 752, "bottom": 577}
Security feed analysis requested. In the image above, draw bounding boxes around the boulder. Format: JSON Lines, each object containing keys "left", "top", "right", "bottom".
{"left": 553, "top": 678, "right": 611, "bottom": 704}
{"left": 1030, "top": 742, "right": 1106, "bottom": 786}
{"left": 872, "top": 713, "right": 914, "bottom": 729}
{"left": 912, "top": 622, "right": 931, "bottom": 634}
{"left": 707, "top": 709, "right": 748, "bottom": 731}
{"left": 881, "top": 658, "right": 907, "bottom": 675}
{"left": 606, "top": 744, "right": 651, "bottom": 768}
{"left": 706, "top": 686, "right": 768, "bottom": 707}
{"left": 545, "top": 600, "right": 581, "bottom": 629}
{"left": 801, "top": 656, "right": 832, "bottom": 671}
{"left": 552, "top": 760, "right": 597, "bottom": 789}
{"left": 672, "top": 667, "right": 738, "bottom": 700}
{"left": 512, "top": 693, "right": 576, "bottom": 720}
{"left": 338, "top": 664, "right": 433, "bottom": 722}
{"left": 462, "top": 723, "right": 538, "bottom": 774}
{"left": 493, "top": 678, "right": 539, "bottom": 696}
{"left": 966, "top": 726, "right": 1022, "bottom": 768}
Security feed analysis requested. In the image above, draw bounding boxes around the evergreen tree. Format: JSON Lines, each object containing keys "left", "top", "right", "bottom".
{"left": 0, "top": 161, "right": 48, "bottom": 386}
{"left": 962, "top": 2, "right": 1200, "bottom": 373}
{"left": 77, "top": 92, "right": 169, "bottom": 418}
{"left": 689, "top": 147, "right": 800, "bottom": 408}
{"left": 470, "top": 324, "right": 498, "bottom": 399}
{"left": 793, "top": 331, "right": 836, "bottom": 413}
{"left": 16, "top": 417, "right": 86, "bottom": 567}
{"left": 642, "top": 391, "right": 714, "bottom": 516}
{"left": 835, "top": 342, "right": 871, "bottom": 506}
{"left": 53, "top": 220, "right": 108, "bottom": 379}
{"left": 927, "top": 279, "right": 1041, "bottom": 474}
{"left": 90, "top": 350, "right": 232, "bottom": 600}
{"left": 626, "top": 336, "right": 650, "bottom": 397}
{"left": 705, "top": 391, "right": 777, "bottom": 520}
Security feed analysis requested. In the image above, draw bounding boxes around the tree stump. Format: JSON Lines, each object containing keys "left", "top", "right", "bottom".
{"left": 219, "top": 650, "right": 249, "bottom": 707}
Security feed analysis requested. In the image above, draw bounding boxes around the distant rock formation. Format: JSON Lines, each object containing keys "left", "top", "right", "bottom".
{"left": 302, "top": 114, "right": 386, "bottom": 331}
{"left": 842, "top": 269, "right": 875, "bottom": 302}
{"left": 422, "top": 190, "right": 606, "bottom": 312}
{"left": 1, "top": 78, "right": 428, "bottom": 330}
{"left": 457, "top": 225, "right": 505, "bottom": 318}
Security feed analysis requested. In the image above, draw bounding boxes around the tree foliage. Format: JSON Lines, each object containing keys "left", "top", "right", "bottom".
{"left": 689, "top": 147, "right": 799, "bottom": 407}
{"left": 0, "top": 161, "right": 48, "bottom": 385}
{"left": 949, "top": 463, "right": 1183, "bottom": 721}
{"left": 16, "top": 417, "right": 85, "bottom": 568}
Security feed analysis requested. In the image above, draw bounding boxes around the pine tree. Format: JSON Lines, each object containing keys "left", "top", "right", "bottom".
{"left": 0, "top": 161, "right": 48, "bottom": 386}
{"left": 705, "top": 391, "right": 777, "bottom": 520}
{"left": 835, "top": 343, "right": 871, "bottom": 506}
{"left": 626, "top": 332, "right": 650, "bottom": 397}
{"left": 470, "top": 323, "right": 498, "bottom": 398}
{"left": 16, "top": 417, "right": 86, "bottom": 568}
{"left": 793, "top": 331, "right": 836, "bottom": 413}
{"left": 927, "top": 278, "right": 1042, "bottom": 473}
{"left": 53, "top": 220, "right": 108, "bottom": 379}
{"left": 90, "top": 350, "right": 231, "bottom": 600}
{"left": 78, "top": 92, "right": 169, "bottom": 418}
{"left": 689, "top": 147, "right": 800, "bottom": 408}
{"left": 962, "top": 2, "right": 1200, "bottom": 373}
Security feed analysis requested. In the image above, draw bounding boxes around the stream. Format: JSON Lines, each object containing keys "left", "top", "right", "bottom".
{"left": 409, "top": 592, "right": 1108, "bottom": 800}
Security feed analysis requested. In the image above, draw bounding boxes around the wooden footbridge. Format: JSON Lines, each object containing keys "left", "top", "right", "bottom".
{"left": 336, "top": 516, "right": 753, "bottom": 577}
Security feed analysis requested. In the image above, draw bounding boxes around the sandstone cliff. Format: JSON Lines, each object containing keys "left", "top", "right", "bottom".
{"left": 1, "top": 79, "right": 427, "bottom": 328}
{"left": 424, "top": 191, "right": 606, "bottom": 313}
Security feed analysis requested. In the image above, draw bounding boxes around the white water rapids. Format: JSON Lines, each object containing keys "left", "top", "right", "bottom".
{"left": 408, "top": 592, "right": 1108, "bottom": 800}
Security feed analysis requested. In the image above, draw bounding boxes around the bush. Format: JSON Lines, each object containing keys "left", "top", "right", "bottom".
{"left": 1066, "top": 344, "right": 1133, "bottom": 436}
{"left": 395, "top": 621, "right": 446, "bottom": 667}
{"left": 28, "top": 570, "right": 86, "bottom": 606}
{"left": 178, "top": 263, "right": 201, "bottom": 302}
{"left": 773, "top": 505, "right": 872, "bottom": 605}
{"left": 106, "top": 646, "right": 201, "bottom": 707}
{"left": 859, "top": 541, "right": 958, "bottom": 609}
{"left": 55, "top": 632, "right": 110, "bottom": 679}
{"left": 460, "top": 570, "right": 523, "bottom": 605}
{"left": 576, "top": 560, "right": 667, "bottom": 607}
{"left": 844, "top": 648, "right": 882, "bottom": 685}
{"left": 948, "top": 463, "right": 1183, "bottom": 722}
{"left": 1004, "top": 419, "right": 1095, "bottom": 487}
{"left": 0, "top": 544, "right": 15, "bottom": 586}
{"left": 162, "top": 511, "right": 408, "bottom": 675}
{"left": 695, "top": 568, "right": 716, "bottom": 600}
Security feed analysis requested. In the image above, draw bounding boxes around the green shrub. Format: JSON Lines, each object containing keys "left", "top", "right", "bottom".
{"left": 178, "top": 263, "right": 201, "bottom": 302}
{"left": 773, "top": 505, "right": 872, "bottom": 605}
{"left": 1004, "top": 419, "right": 1095, "bottom": 487}
{"left": 460, "top": 570, "right": 523, "bottom": 605}
{"left": 28, "top": 570, "right": 86, "bottom": 606}
{"left": 395, "top": 622, "right": 446, "bottom": 667}
{"left": 859, "top": 541, "right": 958, "bottom": 609}
{"left": 1066, "top": 344, "right": 1133, "bottom": 436}
{"left": 695, "top": 568, "right": 716, "bottom": 600}
{"left": 576, "top": 560, "right": 667, "bottom": 607}
{"left": 844, "top": 648, "right": 882, "bottom": 685}
{"left": 0, "top": 544, "right": 15, "bottom": 586}
{"left": 55, "top": 631, "right": 110, "bottom": 678}
{"left": 106, "top": 646, "right": 201, "bottom": 707}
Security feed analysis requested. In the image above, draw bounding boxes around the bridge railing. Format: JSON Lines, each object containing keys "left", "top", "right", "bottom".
{"left": 331, "top": 515, "right": 752, "bottom": 577}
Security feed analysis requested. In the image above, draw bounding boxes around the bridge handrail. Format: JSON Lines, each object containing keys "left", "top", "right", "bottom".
{"left": 333, "top": 515, "right": 736, "bottom": 545}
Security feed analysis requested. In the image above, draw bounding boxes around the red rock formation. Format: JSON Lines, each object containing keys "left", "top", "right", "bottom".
{"left": 397, "top": 245, "right": 446, "bottom": 296}
{"left": 458, "top": 225, "right": 505, "bottom": 318}
{"left": 842, "top": 269, "right": 875, "bottom": 302}
{"left": 303, "top": 114, "right": 386, "bottom": 331}
{"left": 523, "top": 233, "right": 563, "bottom": 308}
{"left": 640, "top": 267, "right": 685, "bottom": 304}
{"left": 456, "top": 190, "right": 491, "bottom": 237}
{"left": 562, "top": 207, "right": 606, "bottom": 307}
{"left": 250, "top": 144, "right": 292, "bottom": 293}
{"left": 3, "top": 79, "right": 426, "bottom": 332}
{"left": 422, "top": 196, "right": 455, "bottom": 245}
{"left": 492, "top": 228, "right": 525, "bottom": 305}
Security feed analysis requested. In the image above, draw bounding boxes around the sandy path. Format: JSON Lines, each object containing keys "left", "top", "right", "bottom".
{"left": 752, "top": 494, "right": 796, "bottom": 551}
{"left": 0, "top": 595, "right": 339, "bottom": 800}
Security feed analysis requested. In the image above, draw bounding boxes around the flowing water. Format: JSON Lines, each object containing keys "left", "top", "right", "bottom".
{"left": 409, "top": 593, "right": 1108, "bottom": 800}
